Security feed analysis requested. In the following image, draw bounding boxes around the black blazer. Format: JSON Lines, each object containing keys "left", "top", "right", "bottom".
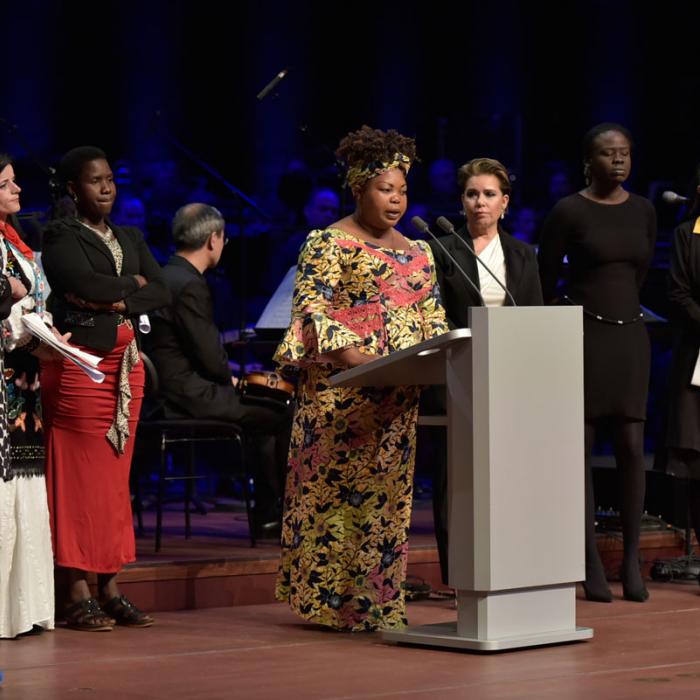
{"left": 42, "top": 218, "right": 171, "bottom": 352}
{"left": 429, "top": 225, "right": 543, "bottom": 328}
{"left": 145, "top": 255, "right": 234, "bottom": 418}
{"left": 667, "top": 217, "right": 700, "bottom": 451}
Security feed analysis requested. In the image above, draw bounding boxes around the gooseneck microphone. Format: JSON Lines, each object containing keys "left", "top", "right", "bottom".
{"left": 436, "top": 216, "right": 517, "bottom": 307}
{"left": 662, "top": 191, "right": 689, "bottom": 205}
{"left": 256, "top": 68, "right": 289, "bottom": 101}
{"left": 411, "top": 216, "right": 485, "bottom": 306}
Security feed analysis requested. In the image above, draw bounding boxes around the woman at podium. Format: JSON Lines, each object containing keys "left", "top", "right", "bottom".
{"left": 428, "top": 157, "right": 543, "bottom": 584}
{"left": 274, "top": 126, "right": 447, "bottom": 631}
{"left": 539, "top": 123, "right": 656, "bottom": 603}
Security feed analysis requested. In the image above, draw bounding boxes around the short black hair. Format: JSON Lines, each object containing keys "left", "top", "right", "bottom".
{"left": 582, "top": 123, "right": 633, "bottom": 160}
{"left": 335, "top": 125, "right": 416, "bottom": 171}
{"left": 58, "top": 146, "right": 108, "bottom": 184}
{"left": 685, "top": 161, "right": 700, "bottom": 222}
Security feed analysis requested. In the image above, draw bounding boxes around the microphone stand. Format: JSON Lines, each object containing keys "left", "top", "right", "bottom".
{"left": 256, "top": 67, "right": 347, "bottom": 211}
{"left": 436, "top": 216, "right": 517, "bottom": 307}
{"left": 411, "top": 216, "right": 484, "bottom": 306}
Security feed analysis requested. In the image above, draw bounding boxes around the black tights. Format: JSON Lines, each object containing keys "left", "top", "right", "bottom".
{"left": 584, "top": 419, "right": 648, "bottom": 601}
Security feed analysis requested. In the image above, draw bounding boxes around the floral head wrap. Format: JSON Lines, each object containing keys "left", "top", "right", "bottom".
{"left": 345, "top": 152, "right": 412, "bottom": 192}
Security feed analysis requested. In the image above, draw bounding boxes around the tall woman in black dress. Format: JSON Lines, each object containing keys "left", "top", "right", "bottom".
{"left": 666, "top": 163, "right": 700, "bottom": 544}
{"left": 539, "top": 123, "right": 656, "bottom": 602}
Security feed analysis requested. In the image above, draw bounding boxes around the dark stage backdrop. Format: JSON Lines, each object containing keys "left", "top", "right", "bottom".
{"left": 2, "top": 0, "right": 700, "bottom": 317}
{"left": 2, "top": 0, "right": 698, "bottom": 466}
{"left": 4, "top": 1, "right": 700, "bottom": 201}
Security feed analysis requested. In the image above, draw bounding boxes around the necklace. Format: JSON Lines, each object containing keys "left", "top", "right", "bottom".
{"left": 78, "top": 218, "right": 114, "bottom": 240}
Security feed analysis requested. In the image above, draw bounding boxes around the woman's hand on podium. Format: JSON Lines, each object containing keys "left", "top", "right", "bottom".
{"left": 327, "top": 347, "right": 379, "bottom": 368}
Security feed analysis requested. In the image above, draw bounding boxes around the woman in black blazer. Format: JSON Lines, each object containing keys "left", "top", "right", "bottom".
{"left": 41, "top": 146, "right": 170, "bottom": 631}
{"left": 666, "top": 164, "right": 700, "bottom": 546}
{"left": 427, "top": 157, "right": 542, "bottom": 584}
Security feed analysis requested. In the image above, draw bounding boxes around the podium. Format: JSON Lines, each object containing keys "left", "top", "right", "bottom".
{"left": 331, "top": 306, "right": 593, "bottom": 651}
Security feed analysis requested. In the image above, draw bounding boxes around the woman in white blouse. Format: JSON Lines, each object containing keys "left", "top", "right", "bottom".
{"left": 427, "top": 157, "right": 543, "bottom": 584}
{"left": 430, "top": 157, "right": 543, "bottom": 325}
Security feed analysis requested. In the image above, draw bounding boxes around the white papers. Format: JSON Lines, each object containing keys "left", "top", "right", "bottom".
{"left": 692, "top": 348, "right": 700, "bottom": 387}
{"left": 256, "top": 265, "right": 296, "bottom": 329}
{"left": 21, "top": 312, "right": 105, "bottom": 383}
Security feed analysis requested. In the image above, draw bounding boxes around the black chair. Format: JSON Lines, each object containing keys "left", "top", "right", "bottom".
{"left": 134, "top": 352, "right": 257, "bottom": 551}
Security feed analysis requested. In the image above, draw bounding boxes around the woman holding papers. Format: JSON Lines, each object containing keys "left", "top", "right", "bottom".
{"left": 0, "top": 154, "right": 60, "bottom": 638}
{"left": 666, "top": 164, "right": 700, "bottom": 547}
{"left": 538, "top": 123, "right": 656, "bottom": 603}
{"left": 41, "top": 146, "right": 169, "bottom": 631}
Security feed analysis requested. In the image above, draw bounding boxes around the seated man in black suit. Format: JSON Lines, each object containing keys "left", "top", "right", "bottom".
{"left": 146, "top": 203, "right": 293, "bottom": 535}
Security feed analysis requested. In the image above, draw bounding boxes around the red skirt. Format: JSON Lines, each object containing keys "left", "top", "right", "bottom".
{"left": 42, "top": 325, "right": 144, "bottom": 573}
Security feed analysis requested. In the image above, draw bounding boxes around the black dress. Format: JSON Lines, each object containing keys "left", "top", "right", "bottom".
{"left": 538, "top": 193, "right": 656, "bottom": 420}
{"left": 666, "top": 217, "right": 700, "bottom": 456}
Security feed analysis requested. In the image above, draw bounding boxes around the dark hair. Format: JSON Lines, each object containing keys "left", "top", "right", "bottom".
{"left": 685, "top": 161, "right": 700, "bottom": 222}
{"left": 172, "top": 202, "right": 225, "bottom": 250}
{"left": 0, "top": 153, "right": 27, "bottom": 238}
{"left": 58, "top": 146, "right": 108, "bottom": 185}
{"left": 457, "top": 158, "right": 512, "bottom": 196}
{"left": 335, "top": 125, "right": 416, "bottom": 172}
{"left": 582, "top": 122, "right": 633, "bottom": 160}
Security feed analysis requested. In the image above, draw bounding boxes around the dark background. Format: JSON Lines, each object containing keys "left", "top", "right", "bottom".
{"left": 4, "top": 1, "right": 699, "bottom": 213}
{"left": 4, "top": 0, "right": 699, "bottom": 517}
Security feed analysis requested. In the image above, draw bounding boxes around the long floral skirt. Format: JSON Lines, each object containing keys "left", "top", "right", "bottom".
{"left": 276, "top": 365, "right": 420, "bottom": 631}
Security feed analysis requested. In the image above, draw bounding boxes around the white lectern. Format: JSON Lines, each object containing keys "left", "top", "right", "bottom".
{"left": 331, "top": 306, "right": 593, "bottom": 651}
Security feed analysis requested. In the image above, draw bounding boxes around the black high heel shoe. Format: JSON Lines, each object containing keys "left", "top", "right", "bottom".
{"left": 582, "top": 581, "right": 613, "bottom": 603}
{"left": 622, "top": 582, "right": 649, "bottom": 602}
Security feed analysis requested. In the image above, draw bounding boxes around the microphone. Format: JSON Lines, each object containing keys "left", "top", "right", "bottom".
{"left": 411, "top": 216, "right": 485, "bottom": 306}
{"left": 436, "top": 216, "right": 517, "bottom": 307}
{"left": 256, "top": 68, "right": 289, "bottom": 101}
{"left": 662, "top": 190, "right": 688, "bottom": 205}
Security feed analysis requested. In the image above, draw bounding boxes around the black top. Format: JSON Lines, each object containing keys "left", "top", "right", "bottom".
{"left": 538, "top": 193, "right": 656, "bottom": 318}
{"left": 0, "top": 275, "right": 11, "bottom": 320}
{"left": 429, "top": 225, "right": 543, "bottom": 329}
{"left": 538, "top": 192, "right": 657, "bottom": 420}
{"left": 666, "top": 217, "right": 700, "bottom": 451}
{"left": 42, "top": 218, "right": 170, "bottom": 352}
{"left": 146, "top": 255, "right": 232, "bottom": 416}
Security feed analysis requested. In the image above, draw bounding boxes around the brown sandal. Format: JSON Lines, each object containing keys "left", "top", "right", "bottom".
{"left": 64, "top": 598, "right": 113, "bottom": 632}
{"left": 102, "top": 596, "right": 154, "bottom": 628}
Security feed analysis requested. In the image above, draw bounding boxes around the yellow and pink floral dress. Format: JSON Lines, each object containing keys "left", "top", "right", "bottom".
{"left": 274, "top": 228, "right": 447, "bottom": 631}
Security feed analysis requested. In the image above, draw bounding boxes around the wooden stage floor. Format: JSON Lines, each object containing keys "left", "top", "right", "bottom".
{"left": 117, "top": 496, "right": 693, "bottom": 613}
{"left": 5, "top": 582, "right": 700, "bottom": 699}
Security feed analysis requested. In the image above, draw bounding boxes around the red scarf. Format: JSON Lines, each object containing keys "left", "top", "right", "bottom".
{"left": 0, "top": 221, "right": 34, "bottom": 261}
